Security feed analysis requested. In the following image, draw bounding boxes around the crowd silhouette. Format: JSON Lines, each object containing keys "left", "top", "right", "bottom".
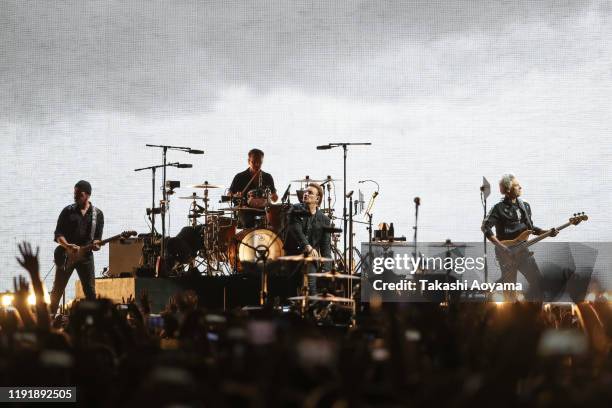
{"left": 1, "top": 242, "right": 611, "bottom": 407}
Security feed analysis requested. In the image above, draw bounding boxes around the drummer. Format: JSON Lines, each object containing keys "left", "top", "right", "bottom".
{"left": 228, "top": 148, "right": 278, "bottom": 228}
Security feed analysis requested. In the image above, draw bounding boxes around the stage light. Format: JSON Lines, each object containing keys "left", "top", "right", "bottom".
{"left": 491, "top": 292, "right": 505, "bottom": 306}
{"left": 26, "top": 290, "right": 51, "bottom": 306}
{"left": 1, "top": 294, "right": 14, "bottom": 307}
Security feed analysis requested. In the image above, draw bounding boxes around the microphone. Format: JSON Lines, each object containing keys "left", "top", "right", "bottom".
{"left": 188, "top": 149, "right": 204, "bottom": 154}
{"left": 373, "top": 191, "right": 379, "bottom": 198}
{"left": 176, "top": 163, "right": 193, "bottom": 168}
{"left": 414, "top": 197, "right": 420, "bottom": 206}
{"left": 346, "top": 190, "right": 354, "bottom": 198}
{"left": 281, "top": 184, "right": 291, "bottom": 203}
{"left": 316, "top": 144, "right": 332, "bottom": 150}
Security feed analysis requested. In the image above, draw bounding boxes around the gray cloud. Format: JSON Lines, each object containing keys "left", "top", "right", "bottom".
{"left": 2, "top": 0, "right": 606, "bottom": 122}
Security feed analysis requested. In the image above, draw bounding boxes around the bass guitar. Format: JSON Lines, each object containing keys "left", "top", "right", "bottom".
{"left": 495, "top": 212, "right": 588, "bottom": 270}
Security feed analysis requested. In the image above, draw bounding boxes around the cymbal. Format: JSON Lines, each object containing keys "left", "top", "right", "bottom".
{"left": 218, "top": 206, "right": 265, "bottom": 213}
{"left": 429, "top": 240, "right": 473, "bottom": 248}
{"left": 288, "top": 294, "right": 354, "bottom": 303}
{"left": 291, "top": 178, "right": 325, "bottom": 183}
{"left": 189, "top": 182, "right": 224, "bottom": 189}
{"left": 179, "top": 195, "right": 207, "bottom": 199}
{"left": 307, "top": 272, "right": 360, "bottom": 280}
{"left": 277, "top": 254, "right": 334, "bottom": 262}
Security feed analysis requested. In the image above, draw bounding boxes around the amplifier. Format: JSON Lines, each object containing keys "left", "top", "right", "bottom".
{"left": 109, "top": 238, "right": 144, "bottom": 277}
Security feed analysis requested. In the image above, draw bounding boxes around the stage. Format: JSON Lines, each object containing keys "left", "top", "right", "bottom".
{"left": 75, "top": 274, "right": 304, "bottom": 313}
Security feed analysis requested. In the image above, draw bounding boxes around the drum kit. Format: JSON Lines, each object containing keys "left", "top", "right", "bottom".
{"left": 175, "top": 181, "right": 287, "bottom": 275}
{"left": 166, "top": 175, "right": 362, "bottom": 320}
{"left": 134, "top": 144, "right": 374, "bottom": 322}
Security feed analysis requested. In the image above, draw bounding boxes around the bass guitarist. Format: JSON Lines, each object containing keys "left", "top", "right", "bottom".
{"left": 481, "top": 174, "right": 557, "bottom": 300}
{"left": 50, "top": 180, "right": 104, "bottom": 314}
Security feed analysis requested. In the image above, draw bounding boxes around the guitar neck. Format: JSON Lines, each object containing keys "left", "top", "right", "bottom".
{"left": 524, "top": 221, "right": 572, "bottom": 248}
{"left": 84, "top": 234, "right": 125, "bottom": 249}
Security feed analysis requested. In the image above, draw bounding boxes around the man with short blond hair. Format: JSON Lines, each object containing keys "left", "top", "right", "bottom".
{"left": 482, "top": 174, "right": 557, "bottom": 300}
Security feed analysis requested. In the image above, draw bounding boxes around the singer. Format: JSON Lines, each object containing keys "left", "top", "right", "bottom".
{"left": 285, "top": 183, "right": 332, "bottom": 291}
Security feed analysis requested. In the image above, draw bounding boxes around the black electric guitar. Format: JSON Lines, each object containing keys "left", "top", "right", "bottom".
{"left": 495, "top": 212, "right": 588, "bottom": 270}
{"left": 54, "top": 230, "right": 137, "bottom": 270}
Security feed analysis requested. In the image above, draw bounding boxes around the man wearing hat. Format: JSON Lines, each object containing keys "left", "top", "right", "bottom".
{"left": 50, "top": 180, "right": 104, "bottom": 314}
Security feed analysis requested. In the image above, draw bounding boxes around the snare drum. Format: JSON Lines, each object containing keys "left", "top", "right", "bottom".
{"left": 228, "top": 228, "right": 284, "bottom": 273}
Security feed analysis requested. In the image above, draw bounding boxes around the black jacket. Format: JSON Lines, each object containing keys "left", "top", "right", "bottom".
{"left": 481, "top": 197, "right": 542, "bottom": 240}
{"left": 285, "top": 204, "right": 332, "bottom": 260}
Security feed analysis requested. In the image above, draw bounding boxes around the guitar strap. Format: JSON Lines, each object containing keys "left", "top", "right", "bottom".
{"left": 516, "top": 199, "right": 533, "bottom": 230}
{"left": 90, "top": 205, "right": 98, "bottom": 242}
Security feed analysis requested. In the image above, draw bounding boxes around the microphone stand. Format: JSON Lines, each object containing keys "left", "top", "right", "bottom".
{"left": 134, "top": 162, "right": 189, "bottom": 236}
{"left": 413, "top": 197, "right": 420, "bottom": 271}
{"left": 316, "top": 142, "right": 371, "bottom": 272}
{"left": 146, "top": 144, "right": 203, "bottom": 277}
{"left": 360, "top": 180, "right": 379, "bottom": 276}
{"left": 348, "top": 192, "right": 354, "bottom": 275}
{"left": 480, "top": 177, "right": 491, "bottom": 283}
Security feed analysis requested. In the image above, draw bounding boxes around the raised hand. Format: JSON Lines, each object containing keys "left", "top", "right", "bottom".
{"left": 13, "top": 276, "right": 30, "bottom": 305}
{"left": 16, "top": 242, "right": 50, "bottom": 330}
{"left": 12, "top": 276, "right": 35, "bottom": 329}
{"left": 16, "top": 241, "right": 40, "bottom": 279}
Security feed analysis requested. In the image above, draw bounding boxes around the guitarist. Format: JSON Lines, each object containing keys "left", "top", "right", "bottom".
{"left": 481, "top": 174, "right": 557, "bottom": 300}
{"left": 50, "top": 180, "right": 104, "bottom": 314}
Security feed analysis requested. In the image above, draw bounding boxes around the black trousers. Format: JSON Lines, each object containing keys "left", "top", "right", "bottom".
{"left": 497, "top": 254, "right": 542, "bottom": 301}
{"left": 50, "top": 253, "right": 96, "bottom": 314}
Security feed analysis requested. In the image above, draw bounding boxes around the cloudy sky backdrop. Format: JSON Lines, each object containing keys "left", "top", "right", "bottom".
{"left": 1, "top": 1, "right": 610, "bottom": 296}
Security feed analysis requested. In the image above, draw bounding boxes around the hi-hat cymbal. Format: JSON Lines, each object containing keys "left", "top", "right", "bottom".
{"left": 205, "top": 210, "right": 226, "bottom": 215}
{"left": 218, "top": 206, "right": 265, "bottom": 213}
{"left": 189, "top": 182, "right": 224, "bottom": 189}
{"left": 288, "top": 294, "right": 354, "bottom": 303}
{"left": 278, "top": 254, "right": 334, "bottom": 262}
{"left": 179, "top": 195, "right": 207, "bottom": 199}
{"left": 307, "top": 272, "right": 360, "bottom": 280}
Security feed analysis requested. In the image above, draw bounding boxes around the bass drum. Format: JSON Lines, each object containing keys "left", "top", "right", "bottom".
{"left": 228, "top": 228, "right": 284, "bottom": 273}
